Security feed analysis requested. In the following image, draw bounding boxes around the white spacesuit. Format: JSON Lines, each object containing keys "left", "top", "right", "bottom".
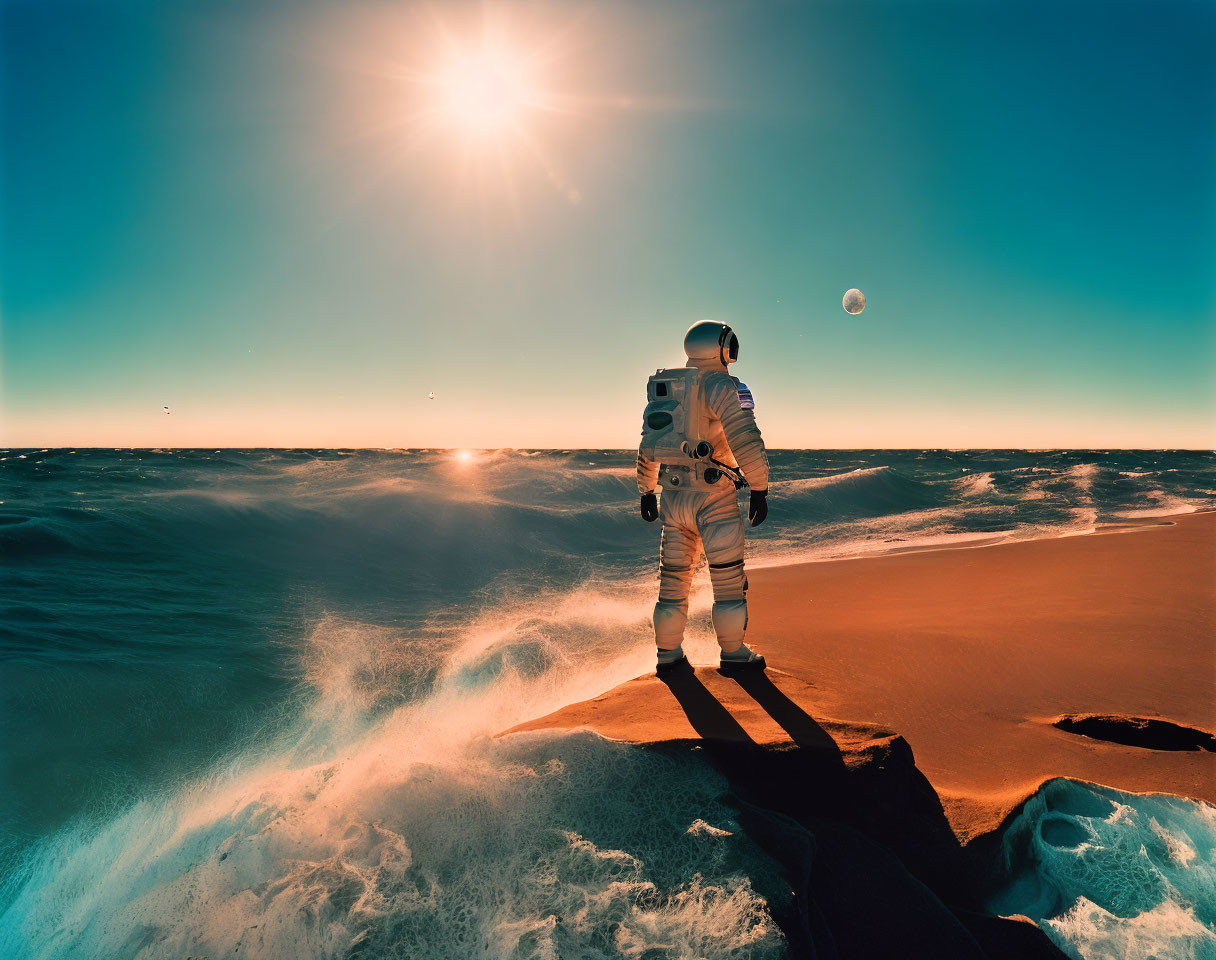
{"left": 637, "top": 320, "right": 770, "bottom": 672}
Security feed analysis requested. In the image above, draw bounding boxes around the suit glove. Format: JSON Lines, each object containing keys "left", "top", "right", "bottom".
{"left": 640, "top": 492, "right": 659, "bottom": 522}
{"left": 748, "top": 489, "right": 768, "bottom": 527}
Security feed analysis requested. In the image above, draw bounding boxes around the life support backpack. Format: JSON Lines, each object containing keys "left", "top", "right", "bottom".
{"left": 639, "top": 367, "right": 709, "bottom": 464}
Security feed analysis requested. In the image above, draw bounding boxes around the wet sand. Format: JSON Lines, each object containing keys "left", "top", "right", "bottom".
{"left": 511, "top": 512, "right": 1215, "bottom": 839}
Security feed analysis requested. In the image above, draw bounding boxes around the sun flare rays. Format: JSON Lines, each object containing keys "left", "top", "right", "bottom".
{"left": 319, "top": 4, "right": 696, "bottom": 211}
{"left": 346, "top": 7, "right": 585, "bottom": 205}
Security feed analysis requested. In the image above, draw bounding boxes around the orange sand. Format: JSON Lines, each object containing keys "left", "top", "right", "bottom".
{"left": 510, "top": 513, "right": 1215, "bottom": 838}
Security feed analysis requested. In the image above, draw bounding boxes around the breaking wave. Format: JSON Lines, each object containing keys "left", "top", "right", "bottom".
{"left": 0, "top": 599, "right": 784, "bottom": 959}
{"left": 990, "top": 779, "right": 1216, "bottom": 960}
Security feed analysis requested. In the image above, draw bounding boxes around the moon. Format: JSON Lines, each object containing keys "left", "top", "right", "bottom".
{"left": 842, "top": 288, "right": 866, "bottom": 315}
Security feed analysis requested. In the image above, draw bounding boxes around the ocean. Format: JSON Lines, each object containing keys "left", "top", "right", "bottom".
{"left": 2, "top": 448, "right": 1214, "bottom": 959}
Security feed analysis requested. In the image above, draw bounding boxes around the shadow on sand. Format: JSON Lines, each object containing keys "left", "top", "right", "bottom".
{"left": 655, "top": 662, "right": 1064, "bottom": 960}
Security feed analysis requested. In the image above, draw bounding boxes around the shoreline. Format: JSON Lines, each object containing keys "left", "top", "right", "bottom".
{"left": 504, "top": 511, "right": 1213, "bottom": 955}
{"left": 750, "top": 510, "right": 1213, "bottom": 815}
{"left": 746, "top": 507, "right": 1213, "bottom": 573}
{"left": 509, "top": 510, "right": 1215, "bottom": 831}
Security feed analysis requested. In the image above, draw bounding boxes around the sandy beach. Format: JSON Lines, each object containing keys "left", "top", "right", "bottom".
{"left": 515, "top": 513, "right": 1215, "bottom": 820}
{"left": 509, "top": 513, "right": 1215, "bottom": 957}
{"left": 756, "top": 511, "right": 1214, "bottom": 829}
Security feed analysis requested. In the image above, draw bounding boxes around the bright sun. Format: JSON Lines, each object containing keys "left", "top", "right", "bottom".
{"left": 378, "top": 10, "right": 591, "bottom": 203}
{"left": 435, "top": 45, "right": 534, "bottom": 138}
{"left": 339, "top": 6, "right": 662, "bottom": 204}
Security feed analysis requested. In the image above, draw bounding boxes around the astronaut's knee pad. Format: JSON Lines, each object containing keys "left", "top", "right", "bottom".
{"left": 711, "top": 599, "right": 748, "bottom": 651}
{"left": 708, "top": 561, "right": 746, "bottom": 601}
{"left": 653, "top": 599, "right": 689, "bottom": 649}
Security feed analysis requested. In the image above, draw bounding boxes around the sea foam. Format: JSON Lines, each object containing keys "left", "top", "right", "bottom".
{"left": 990, "top": 779, "right": 1216, "bottom": 959}
{"left": 1, "top": 598, "right": 785, "bottom": 959}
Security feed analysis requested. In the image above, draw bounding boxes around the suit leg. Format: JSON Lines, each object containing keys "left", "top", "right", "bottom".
{"left": 653, "top": 492, "right": 702, "bottom": 650}
{"left": 698, "top": 488, "right": 748, "bottom": 653}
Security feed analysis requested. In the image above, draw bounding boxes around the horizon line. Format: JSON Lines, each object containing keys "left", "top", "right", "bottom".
{"left": 4, "top": 446, "right": 1215, "bottom": 454}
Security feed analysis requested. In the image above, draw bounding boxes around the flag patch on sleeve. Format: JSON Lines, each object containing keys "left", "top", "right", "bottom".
{"left": 735, "top": 380, "right": 755, "bottom": 409}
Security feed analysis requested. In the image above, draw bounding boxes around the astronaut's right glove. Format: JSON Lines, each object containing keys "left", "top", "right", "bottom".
{"left": 748, "top": 489, "right": 768, "bottom": 526}
{"left": 640, "top": 492, "right": 659, "bottom": 522}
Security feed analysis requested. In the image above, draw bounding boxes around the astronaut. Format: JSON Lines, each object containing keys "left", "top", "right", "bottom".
{"left": 637, "top": 320, "right": 769, "bottom": 673}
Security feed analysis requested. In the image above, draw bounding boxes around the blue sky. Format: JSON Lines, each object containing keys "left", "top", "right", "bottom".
{"left": 2, "top": 0, "right": 1213, "bottom": 447}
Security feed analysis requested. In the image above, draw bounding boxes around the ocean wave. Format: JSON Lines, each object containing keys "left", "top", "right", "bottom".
{"left": 0, "top": 585, "right": 783, "bottom": 959}
{"left": 0, "top": 518, "right": 77, "bottom": 556}
{"left": 989, "top": 778, "right": 1216, "bottom": 959}
{"left": 955, "top": 471, "right": 998, "bottom": 497}
{"left": 770, "top": 465, "right": 947, "bottom": 519}
{"left": 1112, "top": 492, "right": 1209, "bottom": 519}
{"left": 0, "top": 735, "right": 787, "bottom": 960}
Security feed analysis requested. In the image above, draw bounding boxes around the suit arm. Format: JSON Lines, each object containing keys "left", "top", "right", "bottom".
{"left": 706, "top": 375, "right": 769, "bottom": 490}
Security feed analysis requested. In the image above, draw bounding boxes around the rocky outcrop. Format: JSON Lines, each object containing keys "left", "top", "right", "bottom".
{"left": 508, "top": 666, "right": 1067, "bottom": 959}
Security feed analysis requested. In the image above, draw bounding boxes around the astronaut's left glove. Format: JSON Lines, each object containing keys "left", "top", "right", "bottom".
{"left": 640, "top": 492, "right": 659, "bottom": 522}
{"left": 748, "top": 489, "right": 768, "bottom": 527}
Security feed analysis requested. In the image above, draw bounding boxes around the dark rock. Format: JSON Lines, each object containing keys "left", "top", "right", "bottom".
{"left": 642, "top": 670, "right": 1071, "bottom": 960}
{"left": 1054, "top": 714, "right": 1216, "bottom": 752}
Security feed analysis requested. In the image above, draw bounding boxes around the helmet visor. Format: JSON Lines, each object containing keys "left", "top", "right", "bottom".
{"left": 726, "top": 333, "right": 739, "bottom": 362}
